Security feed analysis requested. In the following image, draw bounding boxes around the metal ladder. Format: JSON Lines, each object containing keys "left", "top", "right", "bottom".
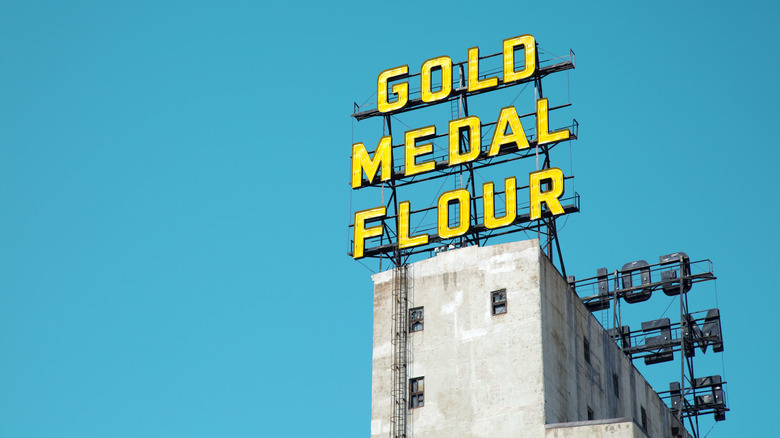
{"left": 390, "top": 265, "right": 409, "bottom": 438}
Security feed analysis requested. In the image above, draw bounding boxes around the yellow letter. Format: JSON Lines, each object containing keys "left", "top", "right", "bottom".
{"left": 437, "top": 189, "right": 470, "bottom": 239}
{"left": 353, "top": 206, "right": 386, "bottom": 259}
{"left": 377, "top": 65, "right": 409, "bottom": 112}
{"left": 467, "top": 47, "right": 498, "bottom": 92}
{"left": 483, "top": 177, "right": 517, "bottom": 229}
{"left": 503, "top": 35, "right": 536, "bottom": 83}
{"left": 421, "top": 56, "right": 452, "bottom": 103}
{"left": 488, "top": 106, "right": 529, "bottom": 156}
{"left": 536, "top": 98, "right": 570, "bottom": 145}
{"left": 529, "top": 168, "right": 565, "bottom": 221}
{"left": 449, "top": 116, "right": 481, "bottom": 166}
{"left": 399, "top": 201, "right": 428, "bottom": 249}
{"left": 405, "top": 126, "right": 436, "bottom": 176}
{"left": 351, "top": 136, "right": 392, "bottom": 188}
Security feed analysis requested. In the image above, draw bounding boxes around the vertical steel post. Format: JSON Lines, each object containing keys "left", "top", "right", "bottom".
{"left": 384, "top": 115, "right": 402, "bottom": 268}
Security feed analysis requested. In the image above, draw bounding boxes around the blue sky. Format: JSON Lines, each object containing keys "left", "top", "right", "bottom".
{"left": 1, "top": 1, "right": 778, "bottom": 436}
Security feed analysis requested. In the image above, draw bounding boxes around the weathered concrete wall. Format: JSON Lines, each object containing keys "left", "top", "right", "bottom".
{"left": 545, "top": 418, "right": 646, "bottom": 438}
{"left": 371, "top": 240, "right": 547, "bottom": 437}
{"left": 539, "top": 252, "right": 688, "bottom": 438}
{"left": 370, "top": 240, "right": 689, "bottom": 438}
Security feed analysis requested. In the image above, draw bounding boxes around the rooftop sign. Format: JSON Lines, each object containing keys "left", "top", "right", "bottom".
{"left": 349, "top": 35, "right": 579, "bottom": 262}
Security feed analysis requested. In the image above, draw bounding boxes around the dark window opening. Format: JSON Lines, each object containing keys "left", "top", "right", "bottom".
{"left": 641, "top": 406, "right": 648, "bottom": 430}
{"left": 410, "top": 377, "right": 424, "bottom": 408}
{"left": 587, "top": 406, "right": 594, "bottom": 421}
{"left": 409, "top": 307, "right": 424, "bottom": 333}
{"left": 583, "top": 336, "right": 591, "bottom": 364}
{"left": 613, "top": 373, "right": 620, "bottom": 399}
{"left": 491, "top": 289, "right": 507, "bottom": 315}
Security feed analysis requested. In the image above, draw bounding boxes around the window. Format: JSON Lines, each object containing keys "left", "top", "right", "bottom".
{"left": 409, "top": 307, "right": 424, "bottom": 332}
{"left": 491, "top": 289, "right": 507, "bottom": 315}
{"left": 613, "top": 373, "right": 620, "bottom": 399}
{"left": 583, "top": 336, "right": 590, "bottom": 364}
{"left": 640, "top": 406, "right": 648, "bottom": 430}
{"left": 410, "top": 377, "right": 424, "bottom": 408}
{"left": 587, "top": 406, "right": 594, "bottom": 421}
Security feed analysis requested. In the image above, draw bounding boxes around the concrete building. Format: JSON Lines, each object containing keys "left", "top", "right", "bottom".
{"left": 370, "top": 239, "right": 689, "bottom": 437}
